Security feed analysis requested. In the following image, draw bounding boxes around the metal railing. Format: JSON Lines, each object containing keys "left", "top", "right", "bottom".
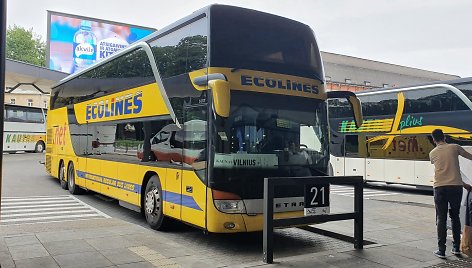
{"left": 263, "top": 176, "right": 364, "bottom": 264}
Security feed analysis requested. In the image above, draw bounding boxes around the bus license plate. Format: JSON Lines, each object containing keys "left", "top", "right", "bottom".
{"left": 304, "top": 183, "right": 330, "bottom": 216}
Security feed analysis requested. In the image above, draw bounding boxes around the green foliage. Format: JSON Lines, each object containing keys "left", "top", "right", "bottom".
{"left": 152, "top": 35, "right": 208, "bottom": 78}
{"left": 6, "top": 25, "right": 46, "bottom": 67}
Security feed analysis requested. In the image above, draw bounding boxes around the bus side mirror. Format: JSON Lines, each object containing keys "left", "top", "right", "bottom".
{"left": 209, "top": 80, "right": 230, "bottom": 118}
{"left": 193, "top": 73, "right": 230, "bottom": 118}
{"left": 327, "top": 91, "right": 363, "bottom": 128}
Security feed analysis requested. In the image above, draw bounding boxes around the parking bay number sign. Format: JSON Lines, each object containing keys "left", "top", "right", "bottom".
{"left": 304, "top": 183, "right": 330, "bottom": 216}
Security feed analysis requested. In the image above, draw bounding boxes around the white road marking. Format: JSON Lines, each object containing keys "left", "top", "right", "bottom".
{"left": 330, "top": 185, "right": 399, "bottom": 199}
{"left": 0, "top": 195, "right": 110, "bottom": 225}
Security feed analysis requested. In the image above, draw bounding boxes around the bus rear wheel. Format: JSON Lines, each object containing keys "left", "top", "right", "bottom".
{"left": 59, "top": 161, "right": 68, "bottom": 190}
{"left": 144, "top": 175, "right": 169, "bottom": 230}
{"left": 67, "top": 162, "right": 83, "bottom": 195}
{"left": 34, "top": 141, "right": 45, "bottom": 153}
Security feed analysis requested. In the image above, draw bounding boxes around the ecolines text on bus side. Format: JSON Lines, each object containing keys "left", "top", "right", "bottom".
{"left": 240, "top": 75, "right": 319, "bottom": 94}
{"left": 85, "top": 92, "right": 143, "bottom": 121}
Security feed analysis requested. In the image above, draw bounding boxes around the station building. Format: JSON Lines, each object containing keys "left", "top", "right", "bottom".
{"left": 322, "top": 52, "right": 459, "bottom": 92}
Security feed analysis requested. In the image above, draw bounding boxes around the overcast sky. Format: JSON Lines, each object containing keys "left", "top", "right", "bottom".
{"left": 7, "top": 0, "right": 472, "bottom": 77}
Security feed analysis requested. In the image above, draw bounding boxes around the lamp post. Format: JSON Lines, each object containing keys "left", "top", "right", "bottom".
{"left": 0, "top": 0, "right": 7, "bottom": 214}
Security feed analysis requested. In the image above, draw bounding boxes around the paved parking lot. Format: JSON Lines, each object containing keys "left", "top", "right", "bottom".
{"left": 1, "top": 153, "right": 469, "bottom": 267}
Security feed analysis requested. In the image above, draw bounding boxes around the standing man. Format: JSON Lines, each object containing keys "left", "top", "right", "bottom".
{"left": 430, "top": 129, "right": 472, "bottom": 258}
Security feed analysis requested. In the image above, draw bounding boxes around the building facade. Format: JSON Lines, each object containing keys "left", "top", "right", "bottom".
{"left": 5, "top": 90, "right": 50, "bottom": 108}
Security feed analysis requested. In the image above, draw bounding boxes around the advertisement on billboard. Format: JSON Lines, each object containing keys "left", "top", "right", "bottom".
{"left": 47, "top": 11, "right": 156, "bottom": 74}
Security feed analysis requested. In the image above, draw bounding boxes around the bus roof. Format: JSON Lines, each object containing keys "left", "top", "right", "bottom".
{"left": 53, "top": 4, "right": 312, "bottom": 89}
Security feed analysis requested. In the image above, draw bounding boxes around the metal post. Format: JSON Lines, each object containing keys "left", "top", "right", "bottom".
{"left": 263, "top": 178, "right": 274, "bottom": 264}
{"left": 354, "top": 180, "right": 363, "bottom": 249}
{"left": 0, "top": 0, "right": 7, "bottom": 216}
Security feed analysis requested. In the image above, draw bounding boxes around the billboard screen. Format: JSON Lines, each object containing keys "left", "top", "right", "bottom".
{"left": 47, "top": 11, "right": 156, "bottom": 74}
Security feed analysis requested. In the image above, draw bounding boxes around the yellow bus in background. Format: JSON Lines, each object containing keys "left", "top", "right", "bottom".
{"left": 46, "top": 5, "right": 361, "bottom": 232}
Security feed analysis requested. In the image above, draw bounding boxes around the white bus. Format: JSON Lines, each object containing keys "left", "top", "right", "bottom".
{"left": 4, "top": 104, "right": 47, "bottom": 153}
{"left": 328, "top": 77, "right": 472, "bottom": 188}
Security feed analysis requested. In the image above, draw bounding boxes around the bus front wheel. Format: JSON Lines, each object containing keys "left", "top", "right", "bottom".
{"left": 59, "top": 161, "right": 68, "bottom": 190}
{"left": 144, "top": 175, "right": 169, "bottom": 230}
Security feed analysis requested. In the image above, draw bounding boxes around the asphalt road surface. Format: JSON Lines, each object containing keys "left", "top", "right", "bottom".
{"left": 0, "top": 153, "right": 434, "bottom": 227}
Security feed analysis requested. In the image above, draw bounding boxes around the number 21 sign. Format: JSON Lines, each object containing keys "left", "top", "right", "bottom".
{"left": 304, "top": 183, "right": 330, "bottom": 216}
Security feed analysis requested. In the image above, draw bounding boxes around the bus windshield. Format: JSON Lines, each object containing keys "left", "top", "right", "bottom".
{"left": 211, "top": 91, "right": 329, "bottom": 195}
{"left": 210, "top": 5, "right": 323, "bottom": 80}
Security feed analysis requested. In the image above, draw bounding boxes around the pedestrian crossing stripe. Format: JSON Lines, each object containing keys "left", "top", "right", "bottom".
{"left": 0, "top": 195, "right": 110, "bottom": 225}
{"left": 330, "top": 185, "right": 399, "bottom": 199}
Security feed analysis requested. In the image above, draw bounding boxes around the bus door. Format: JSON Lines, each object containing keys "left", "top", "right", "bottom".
{"left": 84, "top": 124, "right": 102, "bottom": 193}
{"left": 180, "top": 105, "right": 207, "bottom": 228}
{"left": 343, "top": 134, "right": 366, "bottom": 178}
{"left": 68, "top": 123, "right": 88, "bottom": 187}
{"left": 365, "top": 136, "right": 386, "bottom": 183}
{"left": 164, "top": 129, "right": 183, "bottom": 221}
{"left": 97, "top": 125, "right": 118, "bottom": 197}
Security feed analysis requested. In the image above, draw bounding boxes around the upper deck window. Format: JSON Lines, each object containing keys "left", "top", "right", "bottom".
{"left": 149, "top": 17, "right": 208, "bottom": 79}
{"left": 454, "top": 82, "right": 472, "bottom": 103}
{"left": 51, "top": 48, "right": 154, "bottom": 110}
{"left": 210, "top": 6, "right": 323, "bottom": 80}
{"left": 404, "top": 87, "right": 468, "bottom": 113}
{"left": 361, "top": 93, "right": 398, "bottom": 117}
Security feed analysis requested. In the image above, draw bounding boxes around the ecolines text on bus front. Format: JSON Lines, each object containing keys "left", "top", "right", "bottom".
{"left": 240, "top": 75, "right": 319, "bottom": 94}
{"left": 86, "top": 91, "right": 143, "bottom": 121}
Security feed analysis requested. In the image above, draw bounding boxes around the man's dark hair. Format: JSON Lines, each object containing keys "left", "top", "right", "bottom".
{"left": 432, "top": 129, "right": 445, "bottom": 142}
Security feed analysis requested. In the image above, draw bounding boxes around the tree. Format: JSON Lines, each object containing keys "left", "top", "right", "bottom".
{"left": 6, "top": 25, "right": 46, "bottom": 67}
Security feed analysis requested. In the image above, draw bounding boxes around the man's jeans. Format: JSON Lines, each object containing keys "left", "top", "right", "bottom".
{"left": 434, "top": 185, "right": 463, "bottom": 252}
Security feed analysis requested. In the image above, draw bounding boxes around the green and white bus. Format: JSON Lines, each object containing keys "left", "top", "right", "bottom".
{"left": 328, "top": 77, "right": 472, "bottom": 188}
{"left": 4, "top": 104, "right": 46, "bottom": 153}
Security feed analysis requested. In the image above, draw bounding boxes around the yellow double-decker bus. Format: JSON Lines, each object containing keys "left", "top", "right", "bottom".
{"left": 46, "top": 5, "right": 361, "bottom": 232}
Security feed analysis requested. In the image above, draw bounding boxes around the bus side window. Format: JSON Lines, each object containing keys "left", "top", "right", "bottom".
{"left": 450, "top": 91, "right": 469, "bottom": 111}
{"left": 345, "top": 135, "right": 359, "bottom": 157}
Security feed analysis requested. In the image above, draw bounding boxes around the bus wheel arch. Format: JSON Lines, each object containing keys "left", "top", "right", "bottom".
{"left": 143, "top": 173, "right": 170, "bottom": 230}
{"left": 141, "top": 171, "right": 157, "bottom": 215}
{"left": 58, "top": 160, "right": 68, "bottom": 190}
{"left": 34, "top": 141, "right": 45, "bottom": 153}
{"left": 67, "top": 161, "right": 83, "bottom": 194}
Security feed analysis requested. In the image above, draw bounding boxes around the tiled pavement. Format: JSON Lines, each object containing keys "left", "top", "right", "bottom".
{"left": 0, "top": 196, "right": 469, "bottom": 267}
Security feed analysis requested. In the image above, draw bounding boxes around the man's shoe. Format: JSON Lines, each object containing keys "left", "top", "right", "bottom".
{"left": 434, "top": 250, "right": 446, "bottom": 259}
{"left": 451, "top": 247, "right": 461, "bottom": 255}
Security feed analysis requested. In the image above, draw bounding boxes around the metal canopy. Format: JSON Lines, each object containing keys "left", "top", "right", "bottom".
{"left": 5, "top": 59, "right": 68, "bottom": 94}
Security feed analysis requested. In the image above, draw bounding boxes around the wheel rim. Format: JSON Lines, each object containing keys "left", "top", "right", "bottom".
{"left": 68, "top": 166, "right": 74, "bottom": 189}
{"left": 145, "top": 187, "right": 160, "bottom": 215}
{"left": 37, "top": 143, "right": 43, "bottom": 152}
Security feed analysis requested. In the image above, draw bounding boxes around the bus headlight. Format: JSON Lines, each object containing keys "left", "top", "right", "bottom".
{"left": 214, "top": 200, "right": 246, "bottom": 214}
